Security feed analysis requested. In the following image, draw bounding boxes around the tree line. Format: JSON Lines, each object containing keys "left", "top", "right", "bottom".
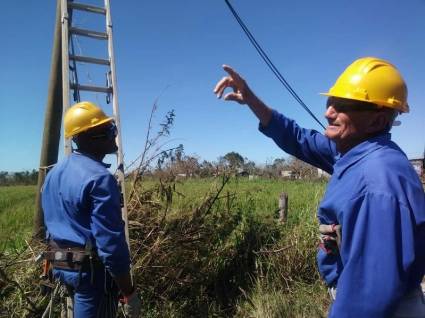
{"left": 1, "top": 151, "right": 324, "bottom": 187}
{"left": 151, "top": 149, "right": 322, "bottom": 180}
{"left": 0, "top": 170, "right": 39, "bottom": 186}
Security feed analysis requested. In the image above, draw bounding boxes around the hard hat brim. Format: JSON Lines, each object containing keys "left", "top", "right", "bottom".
{"left": 65, "top": 116, "right": 114, "bottom": 139}
{"left": 319, "top": 92, "right": 409, "bottom": 113}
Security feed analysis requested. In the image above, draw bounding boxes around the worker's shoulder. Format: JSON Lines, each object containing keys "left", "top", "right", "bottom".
{"left": 361, "top": 144, "right": 421, "bottom": 196}
{"left": 366, "top": 141, "right": 407, "bottom": 162}
{"left": 63, "top": 153, "right": 113, "bottom": 180}
{"left": 364, "top": 142, "right": 412, "bottom": 173}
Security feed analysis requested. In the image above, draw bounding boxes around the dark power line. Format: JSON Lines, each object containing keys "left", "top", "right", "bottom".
{"left": 223, "top": 0, "right": 326, "bottom": 130}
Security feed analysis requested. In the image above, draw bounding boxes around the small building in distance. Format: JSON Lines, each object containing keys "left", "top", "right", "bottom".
{"left": 280, "top": 170, "right": 296, "bottom": 179}
{"left": 317, "top": 168, "right": 330, "bottom": 179}
{"left": 409, "top": 157, "right": 424, "bottom": 183}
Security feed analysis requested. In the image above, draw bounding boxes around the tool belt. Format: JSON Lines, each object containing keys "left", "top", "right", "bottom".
{"left": 38, "top": 240, "right": 104, "bottom": 295}
{"left": 319, "top": 223, "right": 341, "bottom": 255}
{"left": 44, "top": 240, "right": 102, "bottom": 271}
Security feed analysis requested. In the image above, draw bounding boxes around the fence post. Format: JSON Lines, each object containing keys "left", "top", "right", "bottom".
{"left": 279, "top": 192, "right": 288, "bottom": 223}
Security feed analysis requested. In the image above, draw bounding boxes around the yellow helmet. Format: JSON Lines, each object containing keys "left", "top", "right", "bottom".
{"left": 321, "top": 57, "right": 409, "bottom": 113}
{"left": 64, "top": 101, "right": 114, "bottom": 138}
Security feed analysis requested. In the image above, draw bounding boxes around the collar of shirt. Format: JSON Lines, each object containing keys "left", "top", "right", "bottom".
{"left": 72, "top": 151, "right": 112, "bottom": 168}
{"left": 333, "top": 133, "right": 391, "bottom": 179}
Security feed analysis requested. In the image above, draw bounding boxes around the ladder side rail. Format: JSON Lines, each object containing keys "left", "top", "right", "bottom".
{"left": 105, "top": 0, "right": 130, "bottom": 248}
{"left": 60, "top": 4, "right": 76, "bottom": 314}
{"left": 69, "top": 26, "right": 81, "bottom": 103}
{"left": 61, "top": 0, "right": 72, "bottom": 155}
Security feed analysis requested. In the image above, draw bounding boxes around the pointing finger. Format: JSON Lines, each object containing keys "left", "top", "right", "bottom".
{"left": 222, "top": 65, "right": 242, "bottom": 81}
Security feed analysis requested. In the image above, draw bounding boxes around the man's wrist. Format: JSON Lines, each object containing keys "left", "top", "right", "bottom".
{"left": 245, "top": 89, "right": 259, "bottom": 106}
{"left": 113, "top": 271, "right": 133, "bottom": 296}
{"left": 122, "top": 287, "right": 136, "bottom": 303}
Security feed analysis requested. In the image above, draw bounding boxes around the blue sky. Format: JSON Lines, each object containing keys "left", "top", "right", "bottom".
{"left": 1, "top": 0, "right": 424, "bottom": 172}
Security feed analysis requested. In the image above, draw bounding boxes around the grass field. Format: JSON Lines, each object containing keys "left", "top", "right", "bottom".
{"left": 0, "top": 179, "right": 325, "bottom": 250}
{"left": 0, "top": 185, "right": 36, "bottom": 251}
{"left": 0, "top": 178, "right": 330, "bottom": 317}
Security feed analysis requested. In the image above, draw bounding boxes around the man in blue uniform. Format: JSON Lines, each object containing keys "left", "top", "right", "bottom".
{"left": 214, "top": 57, "right": 425, "bottom": 317}
{"left": 42, "top": 101, "right": 141, "bottom": 317}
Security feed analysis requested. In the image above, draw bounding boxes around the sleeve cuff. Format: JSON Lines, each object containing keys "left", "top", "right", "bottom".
{"left": 258, "top": 109, "right": 288, "bottom": 138}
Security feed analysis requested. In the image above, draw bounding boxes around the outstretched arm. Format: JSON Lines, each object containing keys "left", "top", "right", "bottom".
{"left": 214, "top": 65, "right": 337, "bottom": 172}
{"left": 214, "top": 65, "right": 272, "bottom": 127}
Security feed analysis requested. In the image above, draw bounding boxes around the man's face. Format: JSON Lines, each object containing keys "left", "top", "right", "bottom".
{"left": 85, "top": 121, "right": 118, "bottom": 155}
{"left": 324, "top": 98, "right": 385, "bottom": 153}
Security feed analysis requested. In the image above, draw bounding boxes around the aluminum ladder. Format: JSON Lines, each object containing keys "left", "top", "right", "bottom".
{"left": 60, "top": 0, "right": 129, "bottom": 244}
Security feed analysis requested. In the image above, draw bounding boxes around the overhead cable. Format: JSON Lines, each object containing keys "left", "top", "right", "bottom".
{"left": 223, "top": 0, "right": 325, "bottom": 129}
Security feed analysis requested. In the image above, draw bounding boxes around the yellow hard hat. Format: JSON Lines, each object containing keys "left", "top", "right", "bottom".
{"left": 64, "top": 101, "right": 114, "bottom": 138}
{"left": 321, "top": 57, "right": 409, "bottom": 113}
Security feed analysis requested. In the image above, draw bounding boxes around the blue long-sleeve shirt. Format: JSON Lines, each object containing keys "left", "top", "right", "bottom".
{"left": 42, "top": 152, "right": 131, "bottom": 277}
{"left": 260, "top": 110, "right": 425, "bottom": 318}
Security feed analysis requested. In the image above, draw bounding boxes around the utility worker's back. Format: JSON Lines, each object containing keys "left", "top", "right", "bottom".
{"left": 42, "top": 101, "right": 141, "bottom": 317}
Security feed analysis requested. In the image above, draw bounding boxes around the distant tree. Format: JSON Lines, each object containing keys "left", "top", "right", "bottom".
{"left": 270, "top": 158, "right": 286, "bottom": 177}
{"left": 200, "top": 160, "right": 214, "bottom": 177}
{"left": 0, "top": 171, "right": 9, "bottom": 186}
{"left": 262, "top": 163, "right": 275, "bottom": 178}
{"left": 29, "top": 169, "right": 38, "bottom": 184}
{"left": 223, "top": 152, "right": 245, "bottom": 169}
{"left": 14, "top": 171, "right": 27, "bottom": 184}
{"left": 178, "top": 155, "right": 201, "bottom": 177}
{"left": 273, "top": 158, "right": 286, "bottom": 168}
{"left": 244, "top": 160, "right": 257, "bottom": 175}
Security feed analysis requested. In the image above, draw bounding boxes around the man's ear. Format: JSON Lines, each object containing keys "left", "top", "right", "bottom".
{"left": 73, "top": 133, "right": 90, "bottom": 149}
{"left": 366, "top": 112, "right": 389, "bottom": 134}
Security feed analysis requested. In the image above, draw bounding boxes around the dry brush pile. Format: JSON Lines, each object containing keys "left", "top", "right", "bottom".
{"left": 126, "top": 175, "right": 282, "bottom": 317}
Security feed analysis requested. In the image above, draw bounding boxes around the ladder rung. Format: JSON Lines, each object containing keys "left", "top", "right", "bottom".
{"left": 69, "top": 55, "right": 110, "bottom": 66}
{"left": 69, "top": 27, "right": 108, "bottom": 40}
{"left": 68, "top": 2, "right": 107, "bottom": 15}
{"left": 70, "top": 83, "right": 112, "bottom": 93}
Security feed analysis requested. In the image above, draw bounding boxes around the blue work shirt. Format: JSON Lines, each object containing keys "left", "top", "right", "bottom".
{"left": 42, "top": 152, "right": 130, "bottom": 277}
{"left": 260, "top": 110, "right": 425, "bottom": 318}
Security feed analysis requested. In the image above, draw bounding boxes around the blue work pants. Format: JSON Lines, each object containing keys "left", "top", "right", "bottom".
{"left": 53, "top": 268, "right": 119, "bottom": 317}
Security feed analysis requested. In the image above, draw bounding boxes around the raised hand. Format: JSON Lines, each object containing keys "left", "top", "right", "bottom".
{"left": 214, "top": 64, "right": 272, "bottom": 126}
{"left": 213, "top": 65, "right": 253, "bottom": 105}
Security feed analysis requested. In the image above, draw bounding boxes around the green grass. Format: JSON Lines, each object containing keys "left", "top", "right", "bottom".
{"left": 137, "top": 177, "right": 325, "bottom": 219}
{"left": 0, "top": 185, "right": 36, "bottom": 251}
{"left": 236, "top": 279, "right": 328, "bottom": 318}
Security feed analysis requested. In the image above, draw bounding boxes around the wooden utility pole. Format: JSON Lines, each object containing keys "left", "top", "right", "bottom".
{"left": 33, "top": 0, "right": 63, "bottom": 239}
